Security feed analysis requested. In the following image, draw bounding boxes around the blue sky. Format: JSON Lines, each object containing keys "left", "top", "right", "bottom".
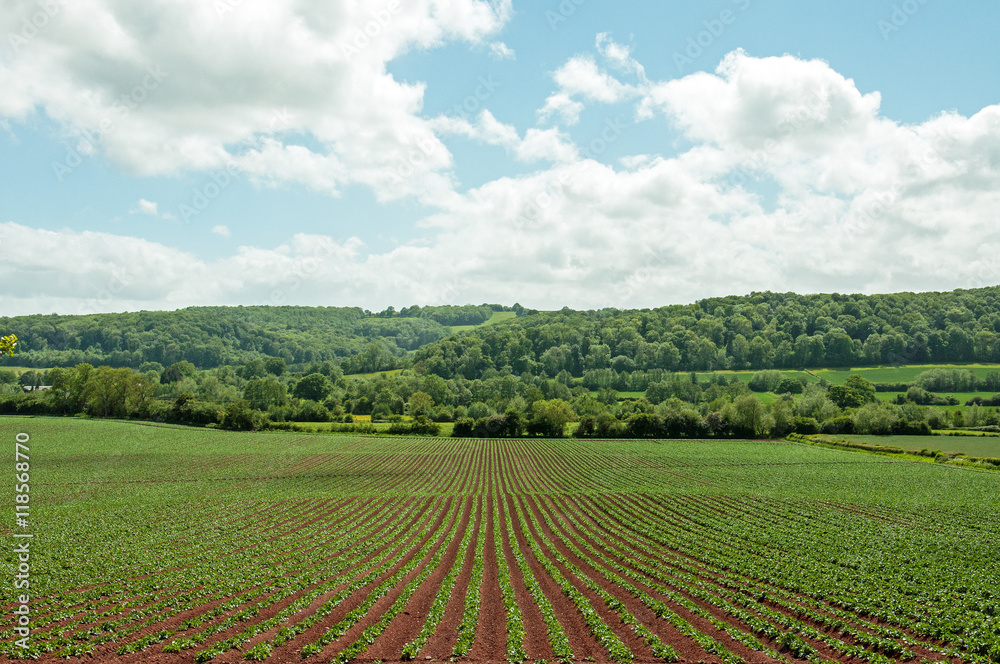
{"left": 1, "top": 0, "right": 999, "bottom": 315}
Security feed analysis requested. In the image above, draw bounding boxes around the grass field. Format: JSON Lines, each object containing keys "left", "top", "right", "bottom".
{"left": 836, "top": 433, "right": 1000, "bottom": 458}
{"left": 692, "top": 369, "right": 818, "bottom": 384}
{"left": 449, "top": 311, "right": 518, "bottom": 334}
{"left": 2, "top": 416, "right": 999, "bottom": 663}
{"left": 812, "top": 363, "right": 1000, "bottom": 385}
{"left": 344, "top": 368, "right": 405, "bottom": 380}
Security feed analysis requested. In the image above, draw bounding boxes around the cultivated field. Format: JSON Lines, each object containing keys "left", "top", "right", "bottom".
{"left": 1, "top": 418, "right": 999, "bottom": 664}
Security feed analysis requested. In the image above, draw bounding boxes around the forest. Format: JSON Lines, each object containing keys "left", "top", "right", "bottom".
{"left": 4, "top": 287, "right": 1000, "bottom": 439}
{"left": 5, "top": 289, "right": 1000, "bottom": 377}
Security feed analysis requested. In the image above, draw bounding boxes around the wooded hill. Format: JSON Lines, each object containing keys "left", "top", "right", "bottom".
{"left": 0, "top": 304, "right": 506, "bottom": 372}
{"left": 413, "top": 288, "right": 1000, "bottom": 380}
{"left": 4, "top": 287, "right": 1000, "bottom": 377}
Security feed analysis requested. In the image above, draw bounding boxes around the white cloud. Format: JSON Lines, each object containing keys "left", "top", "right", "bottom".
{"left": 488, "top": 41, "right": 515, "bottom": 60}
{"left": 551, "top": 55, "right": 634, "bottom": 104}
{"left": 538, "top": 93, "right": 585, "bottom": 126}
{"left": 538, "top": 34, "right": 646, "bottom": 128}
{"left": 3, "top": 46, "right": 1000, "bottom": 314}
{"left": 0, "top": 0, "right": 511, "bottom": 203}
{"left": 431, "top": 110, "right": 578, "bottom": 164}
{"left": 131, "top": 199, "right": 159, "bottom": 216}
{"left": 211, "top": 225, "right": 231, "bottom": 238}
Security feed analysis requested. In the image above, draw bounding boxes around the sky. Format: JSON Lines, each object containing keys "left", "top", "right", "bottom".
{"left": 1, "top": 0, "right": 999, "bottom": 316}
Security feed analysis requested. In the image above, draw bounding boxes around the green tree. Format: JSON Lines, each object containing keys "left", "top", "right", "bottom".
{"left": 293, "top": 373, "right": 331, "bottom": 401}
{"left": 407, "top": 391, "right": 435, "bottom": 418}
{"left": 264, "top": 357, "right": 287, "bottom": 376}
{"left": 728, "top": 394, "right": 772, "bottom": 438}
{"left": 528, "top": 399, "right": 575, "bottom": 437}
{"left": 0, "top": 334, "right": 17, "bottom": 356}
{"left": 221, "top": 400, "right": 268, "bottom": 430}
{"left": 244, "top": 377, "right": 288, "bottom": 411}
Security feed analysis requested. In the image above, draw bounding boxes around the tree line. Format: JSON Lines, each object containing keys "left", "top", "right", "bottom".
{"left": 3, "top": 357, "right": 997, "bottom": 438}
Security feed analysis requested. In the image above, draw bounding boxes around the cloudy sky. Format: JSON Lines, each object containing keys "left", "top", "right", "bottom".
{"left": 1, "top": 0, "right": 999, "bottom": 316}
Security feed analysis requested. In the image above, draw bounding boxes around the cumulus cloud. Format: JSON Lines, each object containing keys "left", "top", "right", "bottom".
{"left": 3, "top": 38, "right": 1000, "bottom": 315}
{"left": 538, "top": 34, "right": 643, "bottom": 126}
{"left": 211, "top": 225, "right": 232, "bottom": 238}
{"left": 488, "top": 41, "right": 515, "bottom": 60}
{"left": 0, "top": 0, "right": 511, "bottom": 203}
{"left": 431, "top": 110, "right": 578, "bottom": 164}
{"left": 131, "top": 199, "right": 159, "bottom": 216}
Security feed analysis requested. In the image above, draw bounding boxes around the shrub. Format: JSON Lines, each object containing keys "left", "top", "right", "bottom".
{"left": 793, "top": 416, "right": 820, "bottom": 434}
{"left": 820, "top": 415, "right": 855, "bottom": 435}
{"left": 221, "top": 400, "right": 269, "bottom": 431}
{"left": 452, "top": 417, "right": 475, "bottom": 438}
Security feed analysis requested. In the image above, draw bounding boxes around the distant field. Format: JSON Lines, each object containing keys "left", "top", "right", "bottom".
{"left": 839, "top": 433, "right": 1000, "bottom": 458}
{"left": 873, "top": 391, "right": 986, "bottom": 405}
{"left": 449, "top": 310, "right": 517, "bottom": 334}
{"left": 693, "top": 369, "right": 817, "bottom": 384}
{"left": 813, "top": 363, "right": 1000, "bottom": 385}
{"left": 2, "top": 416, "right": 1000, "bottom": 663}
{"left": 345, "top": 368, "right": 404, "bottom": 379}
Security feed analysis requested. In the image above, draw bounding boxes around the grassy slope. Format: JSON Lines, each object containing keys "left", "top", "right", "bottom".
{"left": 812, "top": 363, "right": 1000, "bottom": 384}
{"left": 448, "top": 310, "right": 517, "bottom": 334}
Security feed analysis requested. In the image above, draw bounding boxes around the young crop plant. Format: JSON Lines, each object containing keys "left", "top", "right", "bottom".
{"left": 494, "top": 493, "right": 528, "bottom": 663}
{"left": 507, "top": 496, "right": 634, "bottom": 664}
{"left": 401, "top": 497, "right": 477, "bottom": 660}
{"left": 332, "top": 501, "right": 466, "bottom": 664}
{"left": 500, "top": 493, "right": 574, "bottom": 663}
{"left": 453, "top": 497, "right": 488, "bottom": 657}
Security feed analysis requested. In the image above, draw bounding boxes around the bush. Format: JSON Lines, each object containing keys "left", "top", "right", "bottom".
{"left": 748, "top": 370, "right": 783, "bottom": 393}
{"left": 792, "top": 417, "right": 820, "bottom": 435}
{"left": 820, "top": 415, "right": 855, "bottom": 435}
{"left": 221, "top": 400, "right": 269, "bottom": 431}
{"left": 290, "top": 399, "right": 331, "bottom": 422}
{"left": 451, "top": 417, "right": 475, "bottom": 437}
{"left": 388, "top": 416, "right": 441, "bottom": 436}
{"left": 774, "top": 377, "right": 804, "bottom": 395}
{"left": 168, "top": 395, "right": 222, "bottom": 427}
{"left": 625, "top": 413, "right": 662, "bottom": 438}
{"left": 891, "top": 419, "right": 932, "bottom": 436}
{"left": 874, "top": 382, "right": 911, "bottom": 392}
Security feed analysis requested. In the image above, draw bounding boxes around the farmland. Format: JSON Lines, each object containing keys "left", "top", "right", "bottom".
{"left": 2, "top": 418, "right": 1000, "bottom": 664}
